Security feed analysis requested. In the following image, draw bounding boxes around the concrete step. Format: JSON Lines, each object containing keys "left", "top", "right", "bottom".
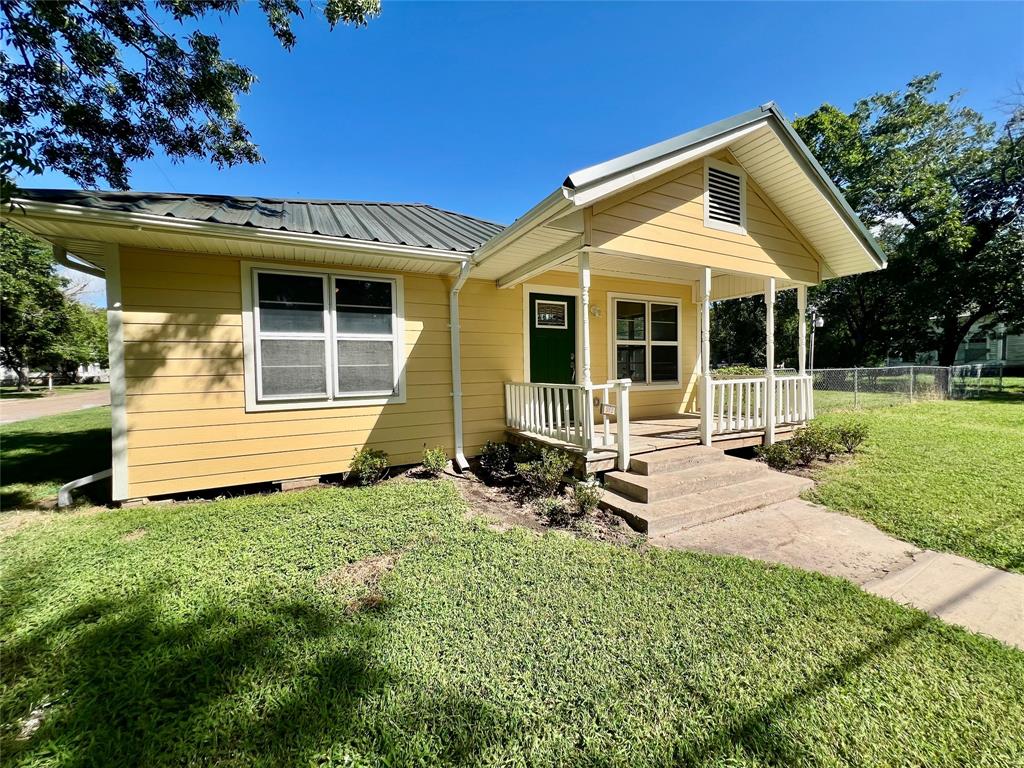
{"left": 604, "top": 455, "right": 769, "bottom": 503}
{"left": 628, "top": 445, "right": 725, "bottom": 476}
{"left": 600, "top": 473, "right": 813, "bottom": 537}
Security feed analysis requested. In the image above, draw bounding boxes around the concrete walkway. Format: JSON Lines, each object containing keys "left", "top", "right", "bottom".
{"left": 0, "top": 389, "right": 110, "bottom": 424}
{"left": 656, "top": 499, "right": 1024, "bottom": 650}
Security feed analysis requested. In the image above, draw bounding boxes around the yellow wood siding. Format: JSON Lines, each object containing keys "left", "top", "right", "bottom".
{"left": 590, "top": 158, "right": 820, "bottom": 283}
{"left": 121, "top": 247, "right": 459, "bottom": 498}
{"left": 120, "top": 248, "right": 698, "bottom": 499}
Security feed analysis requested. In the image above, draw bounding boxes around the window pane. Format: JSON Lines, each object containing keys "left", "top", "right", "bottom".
{"left": 337, "top": 340, "right": 394, "bottom": 393}
{"left": 616, "top": 345, "right": 646, "bottom": 382}
{"left": 651, "top": 345, "right": 679, "bottom": 382}
{"left": 651, "top": 304, "right": 678, "bottom": 341}
{"left": 336, "top": 278, "right": 393, "bottom": 334}
{"left": 260, "top": 339, "right": 326, "bottom": 397}
{"left": 616, "top": 301, "right": 646, "bottom": 341}
{"left": 257, "top": 273, "right": 324, "bottom": 333}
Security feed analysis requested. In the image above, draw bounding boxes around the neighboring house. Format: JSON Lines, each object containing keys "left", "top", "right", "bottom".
{"left": 0, "top": 362, "right": 109, "bottom": 386}
{"left": 5, "top": 103, "right": 885, "bottom": 506}
{"left": 902, "top": 319, "right": 1024, "bottom": 368}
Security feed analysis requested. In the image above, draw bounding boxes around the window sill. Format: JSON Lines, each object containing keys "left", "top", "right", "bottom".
{"left": 244, "top": 392, "right": 407, "bottom": 412}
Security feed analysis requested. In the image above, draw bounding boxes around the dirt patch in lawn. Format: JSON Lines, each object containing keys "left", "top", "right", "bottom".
{"left": 318, "top": 551, "right": 401, "bottom": 613}
{"left": 121, "top": 528, "right": 147, "bottom": 542}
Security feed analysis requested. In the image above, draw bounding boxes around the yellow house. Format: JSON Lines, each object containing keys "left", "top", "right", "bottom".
{"left": 6, "top": 103, "right": 884, "bottom": 506}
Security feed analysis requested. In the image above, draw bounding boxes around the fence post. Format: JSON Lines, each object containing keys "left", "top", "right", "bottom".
{"left": 853, "top": 368, "right": 859, "bottom": 409}
{"left": 909, "top": 365, "right": 915, "bottom": 403}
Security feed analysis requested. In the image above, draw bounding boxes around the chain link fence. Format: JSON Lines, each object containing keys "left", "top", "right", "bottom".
{"left": 812, "top": 363, "right": 1008, "bottom": 413}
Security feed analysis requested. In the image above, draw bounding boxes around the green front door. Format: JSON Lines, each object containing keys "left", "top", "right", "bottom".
{"left": 529, "top": 292, "right": 576, "bottom": 384}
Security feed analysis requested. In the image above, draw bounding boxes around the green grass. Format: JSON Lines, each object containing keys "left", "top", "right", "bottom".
{"left": 2, "top": 480, "right": 1022, "bottom": 766}
{"left": 0, "top": 408, "right": 112, "bottom": 510}
{"left": 0, "top": 383, "right": 109, "bottom": 400}
{"left": 811, "top": 399, "right": 1024, "bottom": 573}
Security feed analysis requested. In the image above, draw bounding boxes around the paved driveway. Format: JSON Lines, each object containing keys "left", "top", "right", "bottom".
{"left": 657, "top": 499, "right": 1024, "bottom": 650}
{"left": 0, "top": 389, "right": 111, "bottom": 424}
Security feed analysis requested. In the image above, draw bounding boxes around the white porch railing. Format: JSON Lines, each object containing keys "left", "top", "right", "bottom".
{"left": 504, "top": 379, "right": 632, "bottom": 469}
{"left": 710, "top": 374, "right": 813, "bottom": 435}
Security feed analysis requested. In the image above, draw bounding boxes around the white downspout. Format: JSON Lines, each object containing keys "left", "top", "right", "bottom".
{"left": 53, "top": 246, "right": 105, "bottom": 279}
{"left": 449, "top": 259, "right": 472, "bottom": 470}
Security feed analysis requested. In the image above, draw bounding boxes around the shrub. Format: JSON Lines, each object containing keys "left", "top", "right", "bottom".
{"left": 421, "top": 446, "right": 448, "bottom": 476}
{"left": 537, "top": 495, "right": 569, "bottom": 525}
{"left": 790, "top": 422, "right": 842, "bottom": 465}
{"left": 514, "top": 447, "right": 573, "bottom": 498}
{"left": 756, "top": 442, "right": 796, "bottom": 470}
{"left": 835, "top": 421, "right": 870, "bottom": 453}
{"left": 349, "top": 448, "right": 389, "bottom": 486}
{"left": 569, "top": 477, "right": 602, "bottom": 516}
{"left": 712, "top": 364, "right": 763, "bottom": 379}
{"left": 479, "top": 441, "right": 513, "bottom": 481}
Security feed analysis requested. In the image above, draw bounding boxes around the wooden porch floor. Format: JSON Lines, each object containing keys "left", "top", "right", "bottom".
{"left": 507, "top": 414, "right": 797, "bottom": 474}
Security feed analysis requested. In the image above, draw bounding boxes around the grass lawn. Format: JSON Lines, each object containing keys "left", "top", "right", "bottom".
{"left": 0, "top": 408, "right": 112, "bottom": 511}
{"left": 811, "top": 398, "right": 1024, "bottom": 573}
{"left": 0, "top": 383, "right": 109, "bottom": 400}
{"left": 2, "top": 480, "right": 1023, "bottom": 766}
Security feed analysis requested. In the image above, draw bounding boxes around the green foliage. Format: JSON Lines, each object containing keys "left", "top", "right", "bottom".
{"left": 568, "top": 477, "right": 602, "bottom": 516}
{"left": 790, "top": 423, "right": 842, "bottom": 465}
{"left": 420, "top": 446, "right": 448, "bottom": 477}
{"left": 478, "top": 441, "right": 513, "bottom": 481}
{"left": 710, "top": 292, "right": 800, "bottom": 369}
{"left": 536, "top": 495, "right": 568, "bottom": 525}
{"left": 349, "top": 448, "right": 389, "bottom": 486}
{"left": 514, "top": 447, "right": 573, "bottom": 498}
{"left": 755, "top": 442, "right": 796, "bottom": 470}
{"left": 2, "top": 471, "right": 1022, "bottom": 765}
{"left": 834, "top": 420, "right": 870, "bottom": 453}
{"left": 53, "top": 303, "right": 109, "bottom": 381}
{"left": 794, "top": 74, "right": 1024, "bottom": 366}
{"left": 0, "top": 0, "right": 380, "bottom": 198}
{"left": 711, "top": 364, "right": 765, "bottom": 379}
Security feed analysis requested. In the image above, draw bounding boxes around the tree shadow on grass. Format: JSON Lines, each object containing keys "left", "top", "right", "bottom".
{"left": 1, "top": 578, "right": 512, "bottom": 767}
{"left": 0, "top": 420, "right": 111, "bottom": 510}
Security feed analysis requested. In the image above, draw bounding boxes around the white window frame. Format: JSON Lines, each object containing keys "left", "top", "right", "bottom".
{"left": 241, "top": 261, "right": 406, "bottom": 412}
{"left": 534, "top": 299, "right": 568, "bottom": 329}
{"left": 704, "top": 157, "right": 747, "bottom": 236}
{"left": 607, "top": 292, "right": 682, "bottom": 391}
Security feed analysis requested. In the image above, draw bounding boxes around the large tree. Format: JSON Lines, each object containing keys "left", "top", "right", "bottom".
{"left": 795, "top": 75, "right": 1024, "bottom": 366}
{"left": 0, "top": 226, "right": 73, "bottom": 388}
{"left": 0, "top": 0, "right": 380, "bottom": 200}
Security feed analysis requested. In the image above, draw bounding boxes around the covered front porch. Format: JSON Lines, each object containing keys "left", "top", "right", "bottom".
{"left": 502, "top": 254, "right": 815, "bottom": 473}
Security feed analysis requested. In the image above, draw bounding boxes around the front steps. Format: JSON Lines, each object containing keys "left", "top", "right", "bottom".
{"left": 600, "top": 446, "right": 812, "bottom": 536}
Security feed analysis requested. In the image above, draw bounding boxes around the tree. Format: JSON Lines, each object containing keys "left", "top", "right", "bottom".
{"left": 53, "top": 303, "right": 108, "bottom": 382}
{"left": 710, "top": 291, "right": 799, "bottom": 369}
{"left": 0, "top": 226, "right": 72, "bottom": 388}
{"left": 1, "top": 0, "right": 380, "bottom": 200}
{"left": 795, "top": 74, "right": 1024, "bottom": 366}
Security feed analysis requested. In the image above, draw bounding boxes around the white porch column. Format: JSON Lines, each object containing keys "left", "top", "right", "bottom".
{"left": 764, "top": 277, "right": 776, "bottom": 445}
{"left": 699, "top": 267, "right": 713, "bottom": 446}
{"left": 797, "top": 286, "right": 807, "bottom": 375}
{"left": 578, "top": 251, "right": 592, "bottom": 388}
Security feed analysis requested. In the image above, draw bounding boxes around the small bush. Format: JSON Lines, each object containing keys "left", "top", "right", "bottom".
{"left": 712, "top": 365, "right": 763, "bottom": 379}
{"left": 835, "top": 421, "right": 869, "bottom": 453}
{"left": 421, "top": 446, "right": 448, "bottom": 476}
{"left": 756, "top": 442, "right": 796, "bottom": 470}
{"left": 569, "top": 477, "right": 602, "bottom": 516}
{"left": 537, "top": 495, "right": 569, "bottom": 525}
{"left": 349, "top": 448, "right": 389, "bottom": 486}
{"left": 479, "top": 441, "right": 513, "bottom": 481}
{"left": 514, "top": 447, "right": 573, "bottom": 498}
{"left": 790, "top": 422, "right": 842, "bottom": 465}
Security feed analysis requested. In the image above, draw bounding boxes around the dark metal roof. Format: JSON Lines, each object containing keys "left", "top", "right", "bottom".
{"left": 17, "top": 189, "right": 505, "bottom": 253}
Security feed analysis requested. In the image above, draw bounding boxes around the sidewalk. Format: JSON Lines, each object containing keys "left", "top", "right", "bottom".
{"left": 656, "top": 499, "right": 1024, "bottom": 650}
{"left": 0, "top": 389, "right": 111, "bottom": 424}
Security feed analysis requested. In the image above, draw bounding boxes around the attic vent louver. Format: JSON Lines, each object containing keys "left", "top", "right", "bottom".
{"left": 704, "top": 159, "right": 746, "bottom": 234}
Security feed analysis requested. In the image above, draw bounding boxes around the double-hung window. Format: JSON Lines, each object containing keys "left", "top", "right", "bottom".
{"left": 248, "top": 267, "right": 403, "bottom": 409}
{"left": 612, "top": 297, "right": 680, "bottom": 386}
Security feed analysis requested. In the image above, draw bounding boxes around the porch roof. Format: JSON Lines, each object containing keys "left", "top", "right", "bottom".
{"left": 472, "top": 103, "right": 886, "bottom": 287}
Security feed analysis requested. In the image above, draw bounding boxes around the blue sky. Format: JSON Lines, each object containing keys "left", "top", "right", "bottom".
{"left": 28, "top": 1, "right": 1023, "bottom": 303}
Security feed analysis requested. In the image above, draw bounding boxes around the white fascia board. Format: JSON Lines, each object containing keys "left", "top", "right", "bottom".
{"left": 471, "top": 189, "right": 573, "bottom": 265}
{"left": 564, "top": 121, "right": 768, "bottom": 208}
{"left": 8, "top": 199, "right": 472, "bottom": 265}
